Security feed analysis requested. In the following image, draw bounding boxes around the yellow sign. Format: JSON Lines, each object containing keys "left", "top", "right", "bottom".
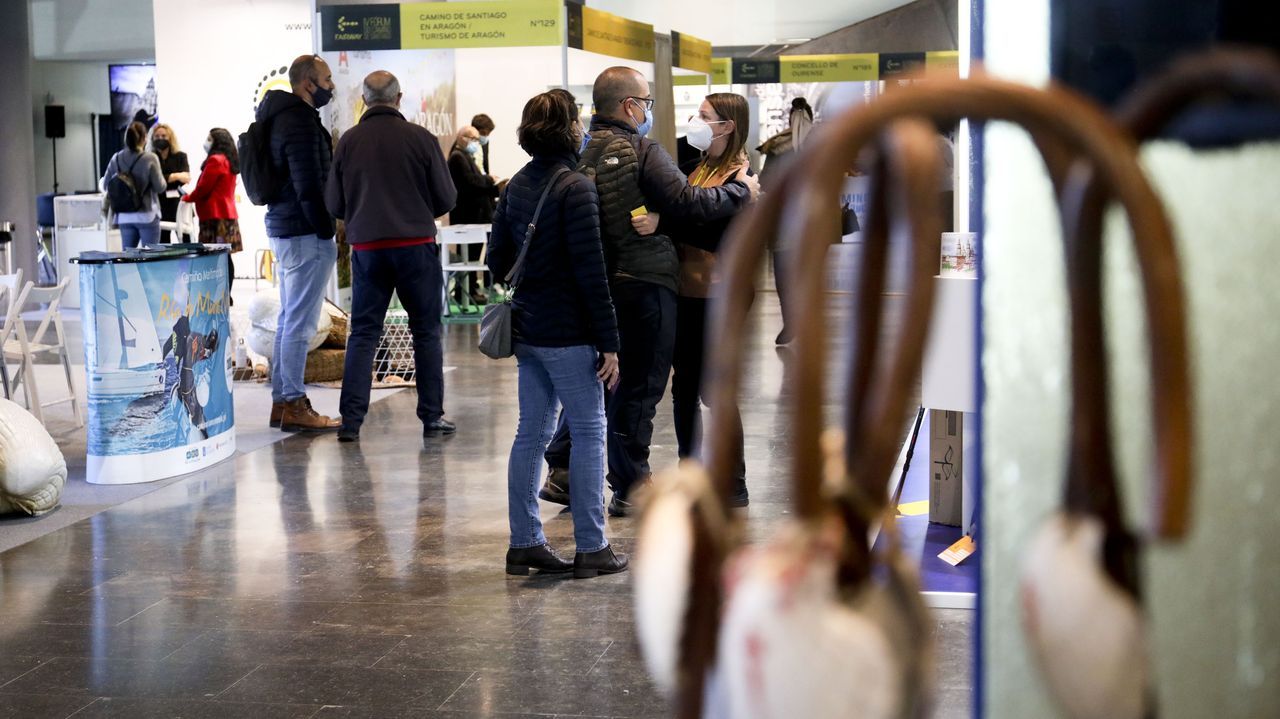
{"left": 672, "top": 31, "right": 712, "bottom": 74}
{"left": 926, "top": 51, "right": 961, "bottom": 77}
{"left": 780, "top": 54, "right": 878, "bottom": 83}
{"left": 711, "top": 57, "right": 731, "bottom": 85}
{"left": 400, "top": 0, "right": 560, "bottom": 49}
{"left": 673, "top": 74, "right": 708, "bottom": 87}
{"left": 572, "top": 6, "right": 655, "bottom": 63}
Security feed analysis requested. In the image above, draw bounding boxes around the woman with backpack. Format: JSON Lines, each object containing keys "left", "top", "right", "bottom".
{"left": 102, "top": 120, "right": 167, "bottom": 248}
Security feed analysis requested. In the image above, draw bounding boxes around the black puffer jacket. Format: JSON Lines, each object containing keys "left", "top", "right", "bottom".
{"left": 587, "top": 117, "right": 751, "bottom": 286}
{"left": 487, "top": 152, "right": 619, "bottom": 353}
{"left": 257, "top": 90, "right": 334, "bottom": 240}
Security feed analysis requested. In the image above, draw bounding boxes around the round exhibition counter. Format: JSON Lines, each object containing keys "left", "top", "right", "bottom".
{"left": 71, "top": 245, "right": 236, "bottom": 484}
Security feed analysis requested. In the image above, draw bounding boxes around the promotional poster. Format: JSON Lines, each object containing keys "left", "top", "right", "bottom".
{"left": 79, "top": 251, "right": 235, "bottom": 484}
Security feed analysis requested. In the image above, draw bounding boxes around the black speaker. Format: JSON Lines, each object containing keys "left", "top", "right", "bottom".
{"left": 45, "top": 105, "right": 65, "bottom": 139}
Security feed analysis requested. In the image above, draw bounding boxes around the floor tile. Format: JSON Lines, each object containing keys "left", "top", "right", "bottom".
{"left": 437, "top": 669, "right": 665, "bottom": 718}
{"left": 67, "top": 697, "right": 320, "bottom": 718}
{"left": 0, "top": 693, "right": 97, "bottom": 719}
{"left": 0, "top": 655, "right": 47, "bottom": 686}
{"left": 376, "top": 634, "right": 612, "bottom": 675}
{"left": 163, "top": 629, "right": 408, "bottom": 668}
{"left": 120, "top": 597, "right": 344, "bottom": 632}
{"left": 0, "top": 622, "right": 206, "bottom": 662}
{"left": 218, "top": 665, "right": 473, "bottom": 708}
{"left": 0, "top": 656, "right": 256, "bottom": 700}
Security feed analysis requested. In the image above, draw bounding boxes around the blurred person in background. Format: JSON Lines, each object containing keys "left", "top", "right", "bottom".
{"left": 182, "top": 128, "right": 242, "bottom": 295}
{"left": 150, "top": 123, "right": 190, "bottom": 243}
{"left": 102, "top": 120, "right": 166, "bottom": 248}
{"left": 471, "top": 112, "right": 495, "bottom": 174}
{"left": 448, "top": 124, "right": 501, "bottom": 304}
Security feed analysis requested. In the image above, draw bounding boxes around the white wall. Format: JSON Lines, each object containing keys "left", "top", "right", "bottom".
{"left": 30, "top": 61, "right": 112, "bottom": 195}
{"left": 30, "top": 0, "right": 155, "bottom": 62}
{"left": 453, "top": 46, "right": 564, "bottom": 182}
{"left": 152, "top": 0, "right": 313, "bottom": 266}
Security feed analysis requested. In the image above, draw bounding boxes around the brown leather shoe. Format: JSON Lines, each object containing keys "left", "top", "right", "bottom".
{"left": 279, "top": 397, "right": 341, "bottom": 432}
{"left": 269, "top": 402, "right": 284, "bottom": 428}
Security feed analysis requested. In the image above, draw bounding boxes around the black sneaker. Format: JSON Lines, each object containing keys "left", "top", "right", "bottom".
{"left": 424, "top": 418, "right": 457, "bottom": 436}
{"left": 506, "top": 544, "right": 573, "bottom": 575}
{"left": 574, "top": 544, "right": 629, "bottom": 579}
{"left": 337, "top": 426, "right": 359, "bottom": 443}
{"left": 729, "top": 484, "right": 750, "bottom": 508}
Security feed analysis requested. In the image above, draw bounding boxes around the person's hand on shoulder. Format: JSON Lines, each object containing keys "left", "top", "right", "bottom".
{"left": 631, "top": 211, "right": 661, "bottom": 236}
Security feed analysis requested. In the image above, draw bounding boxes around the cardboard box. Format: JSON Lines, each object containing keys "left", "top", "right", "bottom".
{"left": 929, "top": 409, "right": 964, "bottom": 526}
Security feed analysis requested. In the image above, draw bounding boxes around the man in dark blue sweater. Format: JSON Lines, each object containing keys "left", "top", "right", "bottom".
{"left": 325, "top": 70, "right": 458, "bottom": 443}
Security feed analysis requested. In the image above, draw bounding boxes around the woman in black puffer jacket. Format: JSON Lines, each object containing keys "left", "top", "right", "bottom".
{"left": 487, "top": 90, "right": 627, "bottom": 579}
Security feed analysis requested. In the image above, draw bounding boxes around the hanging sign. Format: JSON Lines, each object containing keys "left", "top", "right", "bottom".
{"left": 320, "top": 4, "right": 402, "bottom": 51}
{"left": 322, "top": 1, "right": 561, "bottom": 50}
{"left": 880, "top": 52, "right": 928, "bottom": 79}
{"left": 732, "top": 58, "right": 780, "bottom": 84}
{"left": 567, "top": 4, "right": 655, "bottom": 63}
{"left": 779, "top": 54, "right": 878, "bottom": 83}
{"left": 400, "top": 0, "right": 561, "bottom": 49}
{"left": 671, "top": 31, "right": 712, "bottom": 74}
{"left": 926, "top": 50, "right": 961, "bottom": 77}
{"left": 674, "top": 74, "right": 709, "bottom": 87}
{"left": 711, "top": 57, "right": 731, "bottom": 85}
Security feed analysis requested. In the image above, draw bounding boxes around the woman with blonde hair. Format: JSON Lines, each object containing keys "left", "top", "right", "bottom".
{"left": 667, "top": 92, "right": 754, "bottom": 505}
{"left": 149, "top": 123, "right": 190, "bottom": 243}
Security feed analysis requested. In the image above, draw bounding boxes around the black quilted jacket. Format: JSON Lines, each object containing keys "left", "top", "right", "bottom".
{"left": 586, "top": 116, "right": 752, "bottom": 290}
{"left": 487, "top": 152, "right": 619, "bottom": 353}
{"left": 257, "top": 90, "right": 334, "bottom": 240}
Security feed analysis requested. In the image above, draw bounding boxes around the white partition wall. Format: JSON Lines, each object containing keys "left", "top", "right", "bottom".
{"left": 152, "top": 0, "right": 314, "bottom": 268}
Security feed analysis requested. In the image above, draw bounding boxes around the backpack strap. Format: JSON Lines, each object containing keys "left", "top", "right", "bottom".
{"left": 506, "top": 166, "right": 570, "bottom": 288}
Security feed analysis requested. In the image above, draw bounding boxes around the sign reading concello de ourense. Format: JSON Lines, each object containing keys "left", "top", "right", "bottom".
{"left": 320, "top": 0, "right": 561, "bottom": 51}
{"left": 567, "top": 4, "right": 654, "bottom": 63}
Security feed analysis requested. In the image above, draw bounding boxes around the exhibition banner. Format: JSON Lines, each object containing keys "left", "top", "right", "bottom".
{"left": 321, "top": 0, "right": 561, "bottom": 51}
{"left": 78, "top": 250, "right": 235, "bottom": 484}
{"left": 567, "top": 4, "right": 655, "bottom": 63}
{"left": 780, "top": 54, "right": 878, "bottom": 83}
{"left": 880, "top": 52, "right": 928, "bottom": 79}
{"left": 672, "top": 31, "right": 713, "bottom": 74}
{"left": 732, "top": 58, "right": 781, "bottom": 84}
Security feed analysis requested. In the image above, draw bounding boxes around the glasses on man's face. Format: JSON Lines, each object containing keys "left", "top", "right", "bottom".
{"left": 625, "top": 96, "right": 654, "bottom": 111}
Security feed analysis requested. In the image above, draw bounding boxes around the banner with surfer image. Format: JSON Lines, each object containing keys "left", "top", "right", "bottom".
{"left": 77, "top": 248, "right": 235, "bottom": 484}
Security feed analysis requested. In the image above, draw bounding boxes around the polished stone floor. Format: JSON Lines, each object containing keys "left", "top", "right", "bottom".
{"left": 0, "top": 298, "right": 972, "bottom": 718}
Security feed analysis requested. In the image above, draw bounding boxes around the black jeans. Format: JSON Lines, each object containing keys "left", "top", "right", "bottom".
{"left": 545, "top": 279, "right": 676, "bottom": 500}
{"left": 339, "top": 243, "right": 445, "bottom": 429}
{"left": 671, "top": 295, "right": 746, "bottom": 482}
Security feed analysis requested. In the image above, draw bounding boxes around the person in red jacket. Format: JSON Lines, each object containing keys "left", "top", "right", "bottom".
{"left": 183, "top": 127, "right": 242, "bottom": 295}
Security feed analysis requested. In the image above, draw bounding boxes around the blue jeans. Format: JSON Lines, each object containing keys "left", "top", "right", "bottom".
{"left": 509, "top": 343, "right": 607, "bottom": 553}
{"left": 269, "top": 234, "right": 337, "bottom": 403}
{"left": 340, "top": 244, "right": 444, "bottom": 428}
{"left": 119, "top": 219, "right": 161, "bottom": 248}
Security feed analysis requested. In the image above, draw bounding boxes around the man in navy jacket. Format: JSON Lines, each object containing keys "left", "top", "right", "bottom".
{"left": 325, "top": 70, "right": 458, "bottom": 442}
{"left": 258, "top": 54, "right": 340, "bottom": 433}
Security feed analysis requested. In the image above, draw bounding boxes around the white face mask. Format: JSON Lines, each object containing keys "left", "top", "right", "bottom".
{"left": 686, "top": 117, "right": 729, "bottom": 152}
{"left": 203, "top": 139, "right": 212, "bottom": 153}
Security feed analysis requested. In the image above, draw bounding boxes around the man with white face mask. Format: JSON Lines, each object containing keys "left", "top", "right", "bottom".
{"left": 539, "top": 66, "right": 760, "bottom": 517}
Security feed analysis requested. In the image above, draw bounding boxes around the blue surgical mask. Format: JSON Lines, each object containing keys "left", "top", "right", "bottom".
{"left": 629, "top": 98, "right": 653, "bottom": 137}
{"left": 478, "top": 135, "right": 489, "bottom": 146}
{"left": 578, "top": 131, "right": 590, "bottom": 155}
{"left": 466, "top": 141, "right": 481, "bottom": 155}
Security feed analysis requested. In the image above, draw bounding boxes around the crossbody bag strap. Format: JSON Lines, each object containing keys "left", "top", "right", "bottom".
{"left": 506, "top": 166, "right": 570, "bottom": 288}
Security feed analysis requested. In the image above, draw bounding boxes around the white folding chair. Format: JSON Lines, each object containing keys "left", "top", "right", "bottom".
{"left": 0, "top": 269, "right": 27, "bottom": 401}
{"left": 3, "top": 277, "right": 81, "bottom": 426}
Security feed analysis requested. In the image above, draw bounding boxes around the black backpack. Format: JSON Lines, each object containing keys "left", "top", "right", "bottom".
{"left": 106, "top": 154, "right": 144, "bottom": 213}
{"left": 238, "top": 120, "right": 284, "bottom": 206}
